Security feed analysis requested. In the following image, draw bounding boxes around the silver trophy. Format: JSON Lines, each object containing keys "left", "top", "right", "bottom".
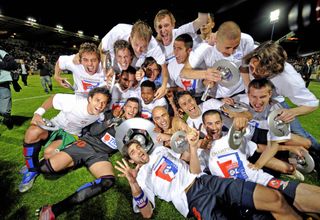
{"left": 201, "top": 84, "right": 211, "bottom": 102}
{"left": 228, "top": 125, "right": 245, "bottom": 150}
{"left": 62, "top": 79, "right": 75, "bottom": 91}
{"left": 170, "top": 131, "right": 189, "bottom": 154}
{"left": 212, "top": 59, "right": 240, "bottom": 87}
{"left": 115, "top": 118, "right": 160, "bottom": 154}
{"left": 37, "top": 118, "right": 59, "bottom": 131}
{"left": 267, "top": 109, "right": 290, "bottom": 137}
{"left": 104, "top": 50, "right": 115, "bottom": 93}
{"left": 222, "top": 102, "right": 248, "bottom": 113}
{"left": 288, "top": 151, "right": 315, "bottom": 174}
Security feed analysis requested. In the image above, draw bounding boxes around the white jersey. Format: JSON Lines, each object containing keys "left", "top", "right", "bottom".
{"left": 238, "top": 95, "right": 292, "bottom": 142}
{"left": 141, "top": 98, "right": 168, "bottom": 119}
{"left": 51, "top": 94, "right": 104, "bottom": 136}
{"left": 168, "top": 57, "right": 204, "bottom": 93}
{"left": 161, "top": 22, "right": 199, "bottom": 63}
{"left": 268, "top": 62, "right": 319, "bottom": 107}
{"left": 191, "top": 33, "right": 255, "bottom": 98}
{"left": 134, "top": 146, "right": 198, "bottom": 217}
{"left": 101, "top": 24, "right": 165, "bottom": 68}
{"left": 109, "top": 84, "right": 140, "bottom": 110}
{"left": 208, "top": 133, "right": 273, "bottom": 186}
{"left": 58, "top": 55, "right": 106, "bottom": 94}
{"left": 186, "top": 98, "right": 223, "bottom": 136}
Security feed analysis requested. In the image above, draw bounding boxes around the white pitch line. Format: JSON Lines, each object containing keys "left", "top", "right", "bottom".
{"left": 13, "top": 95, "right": 51, "bottom": 102}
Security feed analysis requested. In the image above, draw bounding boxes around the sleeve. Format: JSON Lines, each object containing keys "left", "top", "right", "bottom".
{"left": 52, "top": 94, "right": 76, "bottom": 112}
{"left": 0, "top": 53, "right": 19, "bottom": 71}
{"left": 133, "top": 172, "right": 156, "bottom": 213}
{"left": 175, "top": 22, "right": 197, "bottom": 35}
{"left": 58, "top": 55, "right": 76, "bottom": 71}
{"left": 147, "top": 42, "right": 166, "bottom": 65}
{"left": 273, "top": 64, "right": 319, "bottom": 107}
{"left": 189, "top": 43, "right": 212, "bottom": 68}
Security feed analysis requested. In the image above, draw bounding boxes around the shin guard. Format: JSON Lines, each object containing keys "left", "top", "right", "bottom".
{"left": 23, "top": 142, "right": 42, "bottom": 172}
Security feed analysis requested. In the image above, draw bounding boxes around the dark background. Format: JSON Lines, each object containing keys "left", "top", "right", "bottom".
{"left": 0, "top": 0, "right": 319, "bottom": 56}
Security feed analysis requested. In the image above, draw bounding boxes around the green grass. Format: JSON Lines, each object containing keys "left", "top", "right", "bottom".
{"left": 0, "top": 75, "right": 319, "bottom": 219}
{"left": 0, "top": 74, "right": 184, "bottom": 220}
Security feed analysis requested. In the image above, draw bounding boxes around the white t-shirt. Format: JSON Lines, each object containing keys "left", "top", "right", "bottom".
{"left": 51, "top": 94, "right": 104, "bottom": 136}
{"left": 101, "top": 24, "right": 165, "bottom": 68}
{"left": 269, "top": 62, "right": 319, "bottom": 107}
{"left": 208, "top": 133, "right": 273, "bottom": 186}
{"left": 58, "top": 54, "right": 106, "bottom": 94}
{"left": 134, "top": 146, "right": 198, "bottom": 217}
{"left": 238, "top": 96, "right": 292, "bottom": 142}
{"left": 190, "top": 33, "right": 255, "bottom": 98}
{"left": 168, "top": 57, "right": 204, "bottom": 93}
{"left": 186, "top": 98, "right": 223, "bottom": 136}
{"left": 109, "top": 84, "right": 140, "bottom": 110}
{"left": 161, "top": 22, "right": 199, "bottom": 63}
{"left": 141, "top": 98, "right": 168, "bottom": 119}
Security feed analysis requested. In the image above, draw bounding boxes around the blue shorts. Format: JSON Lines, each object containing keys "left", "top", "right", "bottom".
{"left": 267, "top": 178, "right": 299, "bottom": 205}
{"left": 186, "top": 175, "right": 256, "bottom": 220}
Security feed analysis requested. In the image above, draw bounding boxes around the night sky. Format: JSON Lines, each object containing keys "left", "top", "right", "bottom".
{"left": 0, "top": 0, "right": 295, "bottom": 42}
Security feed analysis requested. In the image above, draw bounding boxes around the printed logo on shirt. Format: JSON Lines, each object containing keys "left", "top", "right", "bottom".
{"left": 181, "top": 79, "right": 196, "bottom": 91}
{"left": 154, "top": 156, "right": 178, "bottom": 182}
{"left": 267, "top": 178, "right": 289, "bottom": 190}
{"left": 217, "top": 152, "right": 248, "bottom": 180}
{"left": 111, "top": 101, "right": 125, "bottom": 111}
{"left": 248, "top": 120, "right": 260, "bottom": 128}
{"left": 101, "top": 132, "right": 118, "bottom": 149}
{"left": 81, "top": 80, "right": 100, "bottom": 91}
{"left": 233, "top": 52, "right": 243, "bottom": 60}
{"left": 141, "top": 109, "right": 152, "bottom": 119}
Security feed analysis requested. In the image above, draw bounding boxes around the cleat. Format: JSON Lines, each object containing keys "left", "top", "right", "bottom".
{"left": 19, "top": 165, "right": 28, "bottom": 174}
{"left": 19, "top": 171, "right": 39, "bottom": 193}
{"left": 285, "top": 170, "right": 305, "bottom": 182}
{"left": 36, "top": 205, "right": 55, "bottom": 220}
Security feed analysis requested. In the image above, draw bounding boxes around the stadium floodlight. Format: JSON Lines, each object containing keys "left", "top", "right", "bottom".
{"left": 27, "top": 17, "right": 37, "bottom": 23}
{"left": 77, "top": 30, "right": 83, "bottom": 36}
{"left": 93, "top": 35, "right": 99, "bottom": 41}
{"left": 56, "top": 25, "right": 63, "bottom": 30}
{"left": 269, "top": 9, "right": 280, "bottom": 40}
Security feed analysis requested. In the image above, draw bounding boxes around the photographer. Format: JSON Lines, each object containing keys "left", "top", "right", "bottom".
{"left": 37, "top": 55, "right": 53, "bottom": 94}
{"left": 0, "top": 48, "right": 19, "bottom": 129}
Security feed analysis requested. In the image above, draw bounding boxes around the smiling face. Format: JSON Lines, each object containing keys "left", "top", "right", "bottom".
{"left": 130, "top": 35, "right": 148, "bottom": 57}
{"left": 248, "top": 57, "right": 270, "bottom": 79}
{"left": 141, "top": 86, "right": 155, "bottom": 105}
{"left": 152, "top": 107, "right": 171, "bottom": 131}
{"left": 248, "top": 85, "right": 272, "bottom": 112}
{"left": 123, "top": 100, "right": 139, "bottom": 119}
{"left": 80, "top": 52, "right": 100, "bottom": 75}
{"left": 155, "top": 15, "right": 174, "bottom": 46}
{"left": 87, "top": 93, "right": 109, "bottom": 115}
{"left": 127, "top": 142, "right": 149, "bottom": 164}
{"left": 203, "top": 113, "right": 223, "bottom": 140}
{"left": 173, "top": 40, "right": 191, "bottom": 64}
{"left": 177, "top": 94, "right": 200, "bottom": 118}
{"left": 216, "top": 37, "right": 240, "bottom": 57}
{"left": 115, "top": 48, "right": 133, "bottom": 71}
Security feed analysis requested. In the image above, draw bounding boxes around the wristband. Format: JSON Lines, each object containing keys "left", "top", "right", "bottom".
{"left": 34, "top": 107, "right": 46, "bottom": 116}
{"left": 133, "top": 190, "right": 149, "bottom": 209}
